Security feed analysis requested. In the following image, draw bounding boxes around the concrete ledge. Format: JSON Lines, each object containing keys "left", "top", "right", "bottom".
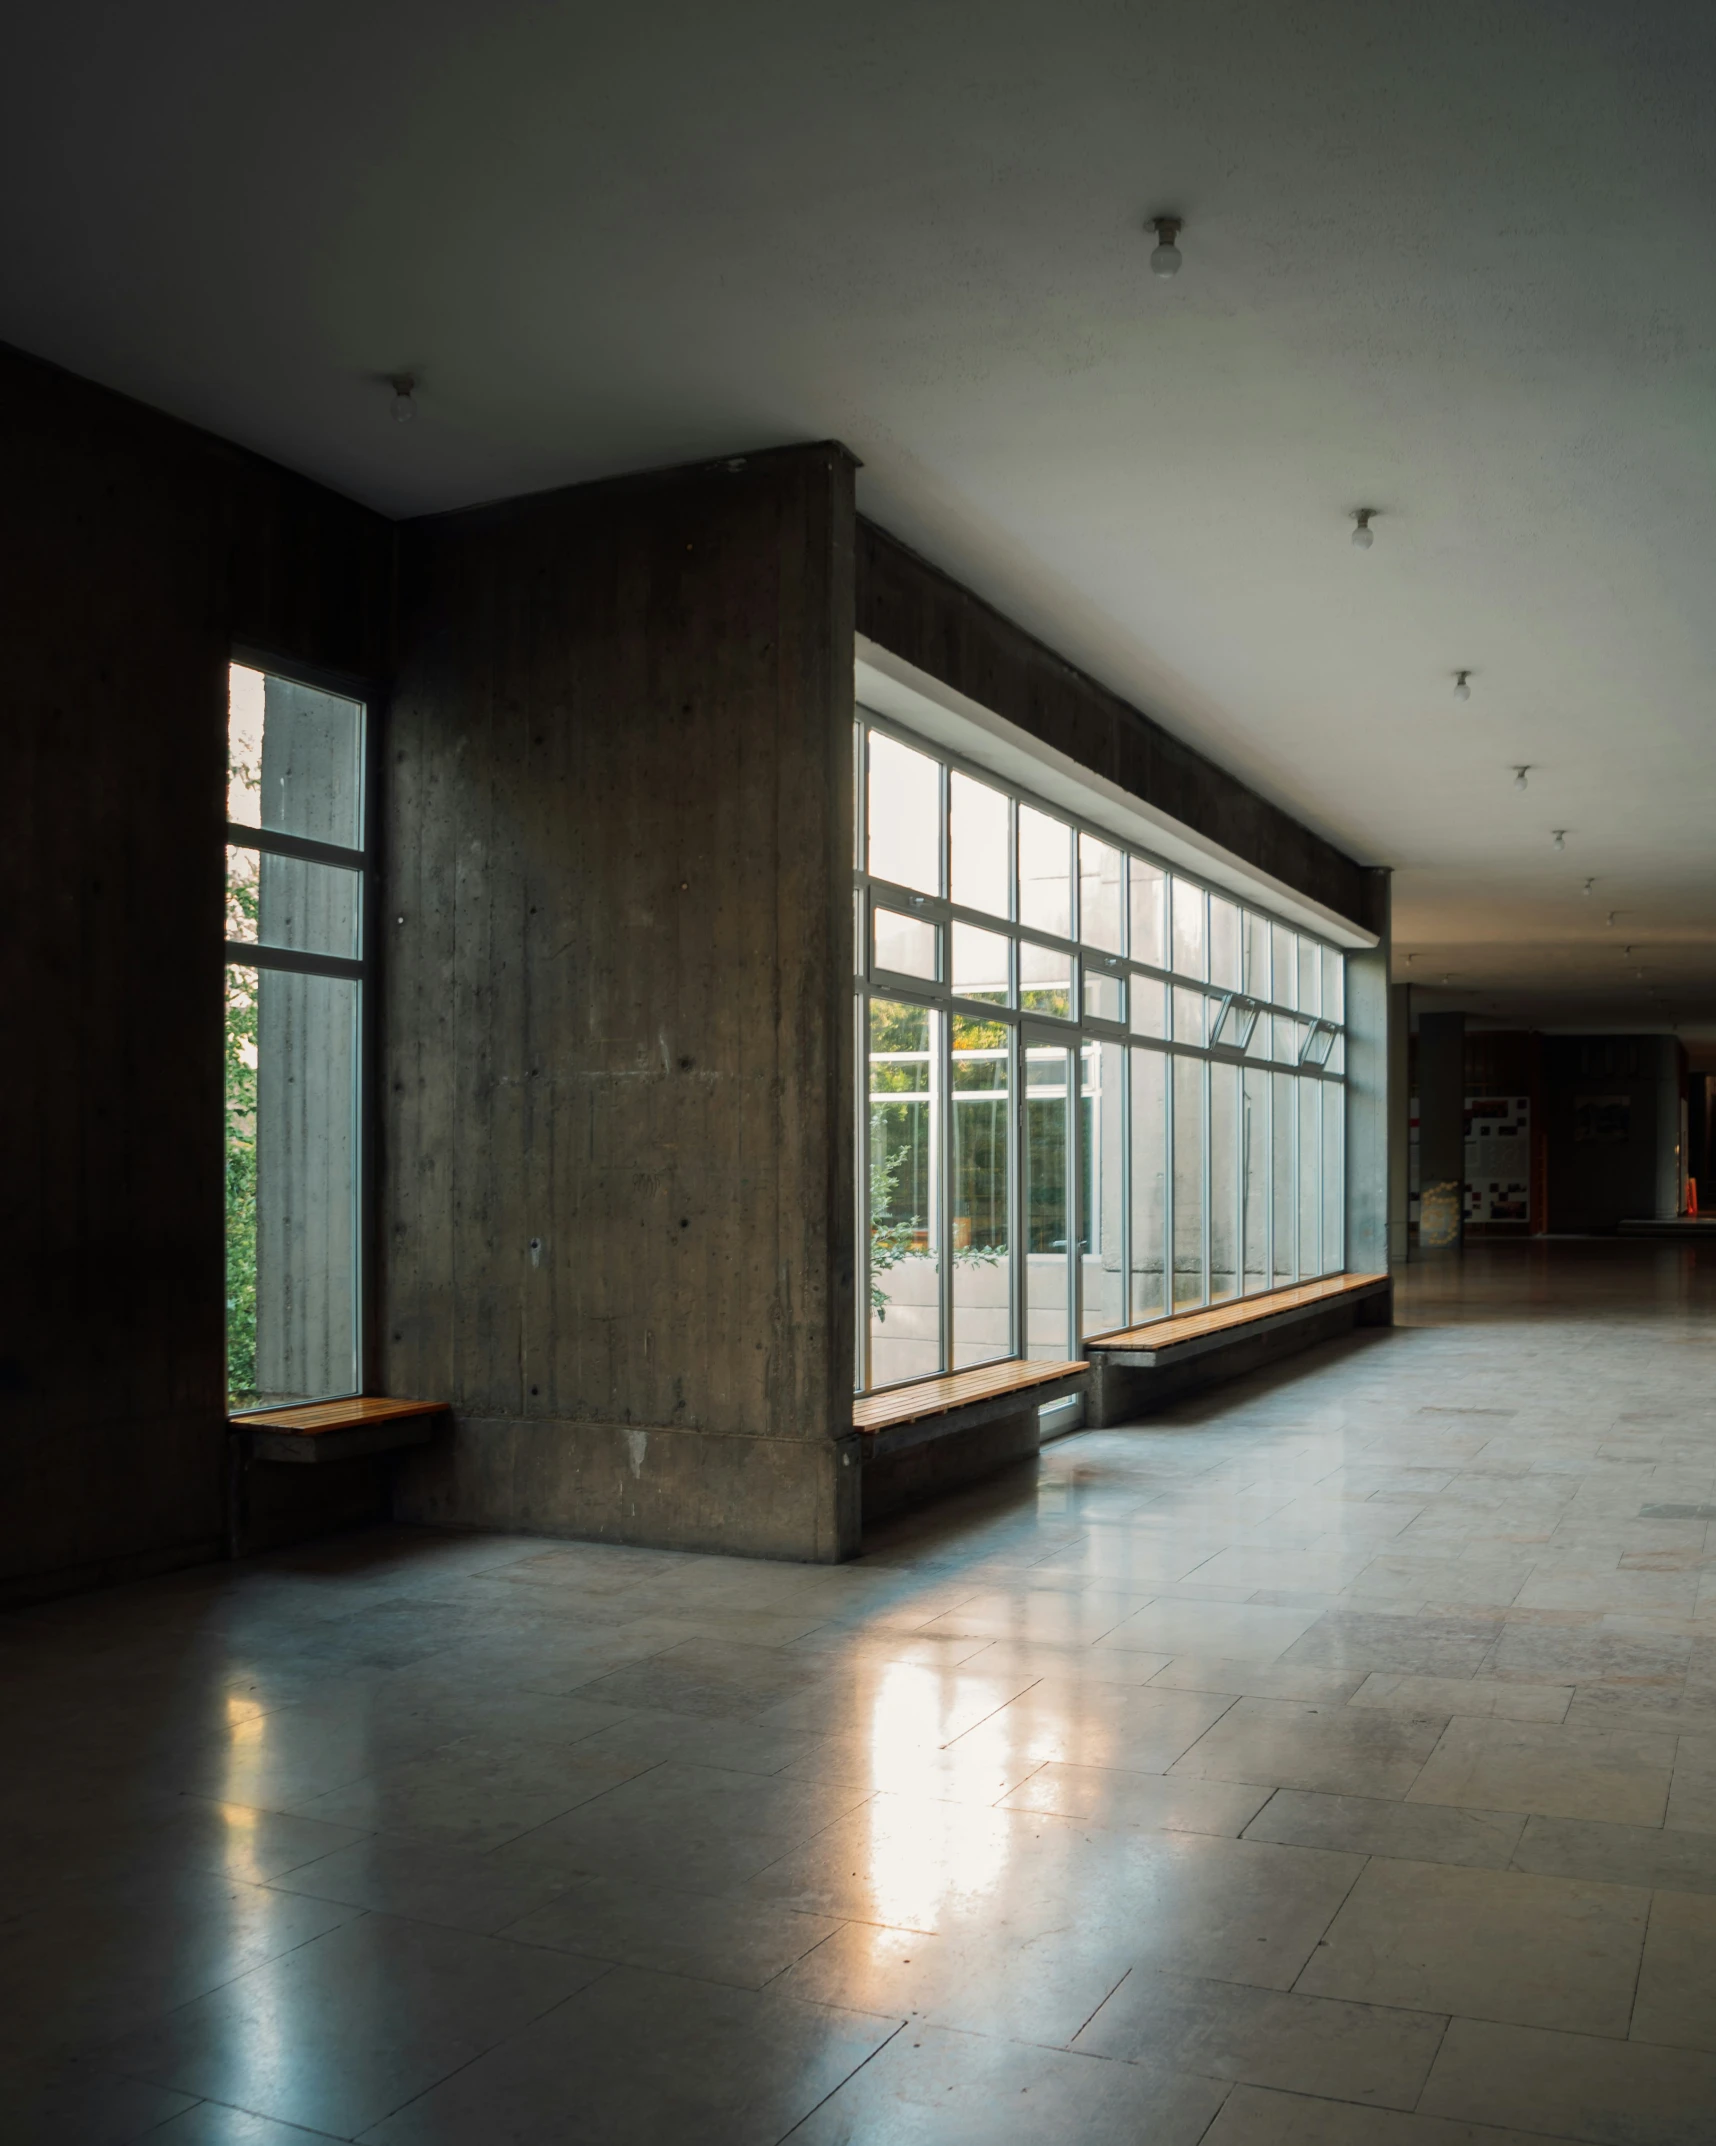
{"left": 1087, "top": 1279, "right": 1392, "bottom": 1427}
{"left": 391, "top": 1416, "right": 861, "bottom": 1563}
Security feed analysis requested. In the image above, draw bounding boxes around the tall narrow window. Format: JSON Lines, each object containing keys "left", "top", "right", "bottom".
{"left": 225, "top": 664, "right": 367, "bottom": 1412}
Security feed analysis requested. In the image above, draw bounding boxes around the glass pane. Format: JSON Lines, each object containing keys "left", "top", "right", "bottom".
{"left": 1298, "top": 937, "right": 1321, "bottom": 1018}
{"left": 867, "top": 732, "right": 942, "bottom": 896}
{"left": 1212, "top": 995, "right": 1253, "bottom": 1051}
{"left": 951, "top": 922, "right": 1010, "bottom": 1003}
{"left": 1209, "top": 897, "right": 1241, "bottom": 990}
{"left": 1326, "top": 1033, "right": 1345, "bottom": 1077}
{"left": 1274, "top": 1014, "right": 1305, "bottom": 1065}
{"left": 1209, "top": 1060, "right": 1240, "bottom": 1304}
{"left": 1243, "top": 910, "right": 1271, "bottom": 1000}
{"left": 1079, "top": 835, "right": 1124, "bottom": 953}
{"left": 873, "top": 907, "right": 938, "bottom": 980}
{"left": 951, "top": 1014, "right": 1010, "bottom": 1369}
{"left": 1243, "top": 1068, "right": 1270, "bottom": 1294}
{"left": 226, "top": 846, "right": 361, "bottom": 959}
{"left": 1083, "top": 967, "right": 1123, "bottom": 1024}
{"left": 226, "top": 962, "right": 359, "bottom": 1410}
{"left": 1322, "top": 1080, "right": 1345, "bottom": 1274}
{"left": 1303, "top": 1023, "right": 1335, "bottom": 1068}
{"left": 1020, "top": 941, "right": 1072, "bottom": 1019}
{"left": 1171, "top": 879, "right": 1206, "bottom": 978}
{"left": 1271, "top": 924, "right": 1297, "bottom": 1010}
{"left": 1082, "top": 1041, "right": 1126, "bottom": 1338}
{"left": 1173, "top": 986, "right": 1206, "bottom": 1048}
{"left": 950, "top": 771, "right": 1010, "bottom": 918}
{"left": 1298, "top": 1077, "right": 1322, "bottom": 1279}
{"left": 1023, "top": 1042, "right": 1073, "bottom": 1359}
{"left": 228, "top": 663, "right": 363, "bottom": 850}
{"left": 868, "top": 999, "right": 941, "bottom": 1385}
{"left": 1272, "top": 1073, "right": 1298, "bottom": 1285}
{"left": 1129, "top": 974, "right": 1167, "bottom": 1040}
{"left": 1323, "top": 945, "right": 1345, "bottom": 1025}
{"left": 1172, "top": 1053, "right": 1206, "bottom": 1309}
{"left": 1129, "top": 862, "right": 1167, "bottom": 968}
{"left": 1018, "top": 807, "right": 1071, "bottom": 938}
{"left": 1129, "top": 1049, "right": 1168, "bottom": 1324}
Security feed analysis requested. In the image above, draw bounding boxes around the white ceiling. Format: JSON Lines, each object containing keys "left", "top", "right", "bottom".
{"left": 6, "top": 0, "right": 1715, "bottom": 1028}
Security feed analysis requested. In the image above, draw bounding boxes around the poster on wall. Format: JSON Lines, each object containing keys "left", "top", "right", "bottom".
{"left": 1573, "top": 1094, "right": 1631, "bottom": 1144}
{"left": 1408, "top": 1095, "right": 1532, "bottom": 1227}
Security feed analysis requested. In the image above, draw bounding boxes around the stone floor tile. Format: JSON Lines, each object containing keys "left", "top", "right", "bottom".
{"left": 1092, "top": 1600, "right": 1324, "bottom": 1663}
{"left": 948, "top": 1680, "right": 1237, "bottom": 1775}
{"left": 1420, "top": 2014, "right": 1716, "bottom": 2143}
{"left": 1408, "top": 1717, "right": 1675, "bottom": 1826}
{"left": 0, "top": 2056, "right": 196, "bottom": 2146}
{"left": 1348, "top": 1672, "right": 1572, "bottom": 1724}
{"left": 1665, "top": 1733, "right": 1716, "bottom": 1835}
{"left": 1297, "top": 1857, "right": 1649, "bottom": 2036}
{"left": 1243, "top": 1788, "right": 1524, "bottom": 1868}
{"left": 267, "top": 1833, "right": 583, "bottom": 1933}
{"left": 1074, "top": 1965, "right": 1444, "bottom": 2107}
{"left": 361, "top": 1963, "right": 898, "bottom": 2145}
{"left": 1167, "top": 1695, "right": 1447, "bottom": 1798}
{"left": 789, "top": 2021, "right": 1228, "bottom": 2144}
{"left": 1001, "top": 1761, "right": 1272, "bottom": 1836}
{"left": 290, "top": 1735, "right": 657, "bottom": 1851}
{"left": 145, "top": 2105, "right": 350, "bottom": 2143}
{"left": 1199, "top": 2080, "right": 1560, "bottom": 2145}
{"left": 499, "top": 1872, "right": 841, "bottom": 1988}
{"left": 1510, "top": 1812, "right": 1716, "bottom": 1893}
{"left": 1146, "top": 1659, "right": 1368, "bottom": 1703}
{"left": 914, "top": 1587, "right": 1159, "bottom": 1646}
{"left": 99, "top": 1914, "right": 606, "bottom": 2139}
{"left": 1629, "top": 1890, "right": 1716, "bottom": 2052}
{"left": 1277, "top": 1610, "right": 1503, "bottom": 1677}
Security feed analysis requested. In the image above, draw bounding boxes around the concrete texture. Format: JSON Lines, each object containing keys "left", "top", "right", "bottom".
{"left": 0, "top": 343, "right": 394, "bottom": 1607}
{"left": 381, "top": 445, "right": 860, "bottom": 1561}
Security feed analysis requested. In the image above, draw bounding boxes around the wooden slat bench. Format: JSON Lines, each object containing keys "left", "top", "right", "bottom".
{"left": 853, "top": 1357, "right": 1091, "bottom": 1522}
{"left": 1082, "top": 1272, "right": 1390, "bottom": 1424}
{"left": 225, "top": 1397, "right": 450, "bottom": 1558}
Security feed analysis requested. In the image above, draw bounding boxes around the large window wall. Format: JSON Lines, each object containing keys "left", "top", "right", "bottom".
{"left": 858, "top": 717, "right": 1347, "bottom": 1391}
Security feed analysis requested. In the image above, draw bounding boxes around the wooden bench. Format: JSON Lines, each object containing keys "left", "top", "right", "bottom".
{"left": 230, "top": 1395, "right": 450, "bottom": 1464}
{"left": 226, "top": 1397, "right": 450, "bottom": 1557}
{"left": 1082, "top": 1272, "right": 1390, "bottom": 1424}
{"left": 853, "top": 1357, "right": 1091, "bottom": 1522}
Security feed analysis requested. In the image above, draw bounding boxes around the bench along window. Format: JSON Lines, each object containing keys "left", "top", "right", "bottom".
{"left": 225, "top": 663, "right": 368, "bottom": 1413}
{"left": 857, "top": 716, "right": 1348, "bottom": 1393}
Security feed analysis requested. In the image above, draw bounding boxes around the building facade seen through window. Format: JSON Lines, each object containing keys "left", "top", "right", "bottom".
{"left": 858, "top": 718, "right": 1347, "bottom": 1392}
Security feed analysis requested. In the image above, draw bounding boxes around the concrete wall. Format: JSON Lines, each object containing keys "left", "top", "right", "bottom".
{"left": 1544, "top": 1035, "right": 1686, "bottom": 1232}
{"left": 381, "top": 445, "right": 860, "bottom": 1562}
{"left": 0, "top": 342, "right": 392, "bottom": 1605}
{"left": 856, "top": 519, "right": 1382, "bottom": 935}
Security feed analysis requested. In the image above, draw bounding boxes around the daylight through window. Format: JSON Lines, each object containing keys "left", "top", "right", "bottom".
{"left": 225, "top": 663, "right": 367, "bottom": 1412}
{"left": 857, "top": 718, "right": 1347, "bottom": 1391}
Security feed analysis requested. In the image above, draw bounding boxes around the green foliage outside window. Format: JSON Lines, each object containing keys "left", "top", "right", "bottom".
{"left": 225, "top": 757, "right": 261, "bottom": 1409}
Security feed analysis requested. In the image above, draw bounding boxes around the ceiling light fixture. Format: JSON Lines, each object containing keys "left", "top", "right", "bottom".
{"left": 1453, "top": 670, "right": 1472, "bottom": 701}
{"left": 1606, "top": 911, "right": 1619, "bottom": 926}
{"left": 1552, "top": 829, "right": 1567, "bottom": 850}
{"left": 1147, "top": 216, "right": 1183, "bottom": 278}
{"left": 1513, "top": 765, "right": 1530, "bottom": 791}
{"left": 1582, "top": 878, "right": 1595, "bottom": 896}
{"left": 389, "top": 374, "right": 416, "bottom": 423}
{"left": 1350, "top": 508, "right": 1377, "bottom": 550}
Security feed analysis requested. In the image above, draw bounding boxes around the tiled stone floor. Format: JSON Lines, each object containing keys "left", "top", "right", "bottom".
{"left": 7, "top": 1241, "right": 1716, "bottom": 2143}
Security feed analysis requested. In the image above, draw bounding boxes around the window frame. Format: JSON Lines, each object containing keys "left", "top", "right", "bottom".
{"left": 224, "top": 647, "right": 381, "bottom": 1415}
{"left": 856, "top": 710, "right": 1348, "bottom": 1393}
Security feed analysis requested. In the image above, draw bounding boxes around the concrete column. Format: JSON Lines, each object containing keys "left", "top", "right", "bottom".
{"left": 1387, "top": 983, "right": 1411, "bottom": 1264}
{"left": 1417, "top": 1009, "right": 1466, "bottom": 1252}
{"left": 1343, "top": 869, "right": 1393, "bottom": 1279}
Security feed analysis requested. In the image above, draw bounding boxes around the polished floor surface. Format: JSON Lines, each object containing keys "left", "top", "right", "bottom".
{"left": 7, "top": 1240, "right": 1716, "bottom": 2143}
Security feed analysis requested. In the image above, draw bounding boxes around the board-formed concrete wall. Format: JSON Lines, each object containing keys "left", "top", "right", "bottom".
{"left": 381, "top": 445, "right": 860, "bottom": 1561}
{"left": 0, "top": 342, "right": 393, "bottom": 1605}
